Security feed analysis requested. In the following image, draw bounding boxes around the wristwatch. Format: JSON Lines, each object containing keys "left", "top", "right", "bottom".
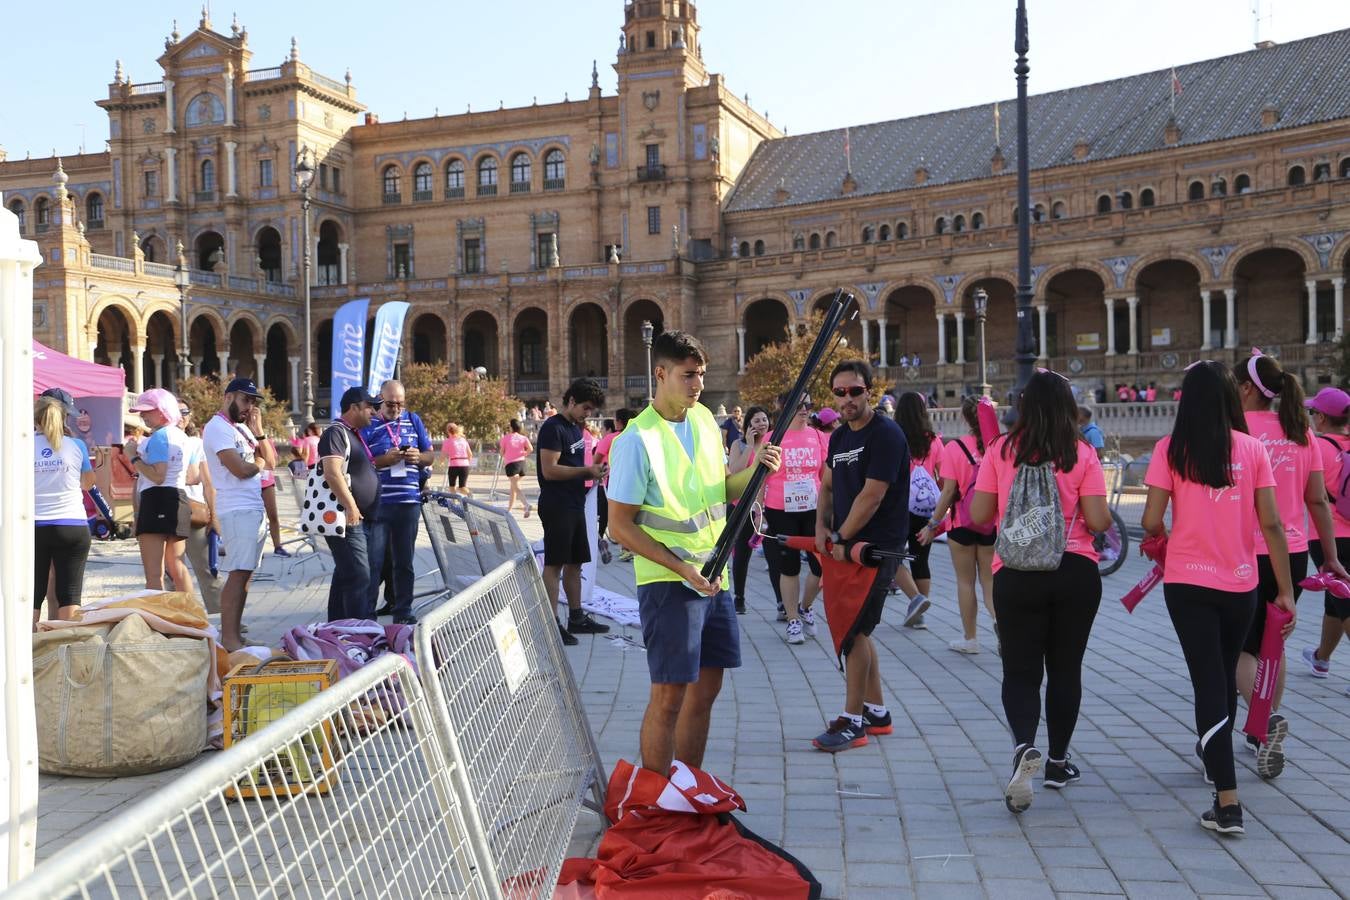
{"left": 829, "top": 529, "right": 842, "bottom": 545}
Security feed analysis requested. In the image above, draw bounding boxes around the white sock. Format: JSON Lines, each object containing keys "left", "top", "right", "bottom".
{"left": 864, "top": 702, "right": 888, "bottom": 718}
{"left": 842, "top": 711, "right": 863, "bottom": 727}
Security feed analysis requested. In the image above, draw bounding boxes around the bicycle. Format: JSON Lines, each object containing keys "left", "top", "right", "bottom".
{"left": 1094, "top": 446, "right": 1130, "bottom": 577}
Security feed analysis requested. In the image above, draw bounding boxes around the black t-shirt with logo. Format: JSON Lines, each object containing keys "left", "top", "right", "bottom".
{"left": 827, "top": 412, "right": 910, "bottom": 549}
{"left": 318, "top": 422, "right": 381, "bottom": 518}
{"left": 536, "top": 414, "right": 587, "bottom": 511}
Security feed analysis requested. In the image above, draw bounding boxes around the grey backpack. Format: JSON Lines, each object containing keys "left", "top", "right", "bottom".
{"left": 995, "top": 462, "right": 1070, "bottom": 571}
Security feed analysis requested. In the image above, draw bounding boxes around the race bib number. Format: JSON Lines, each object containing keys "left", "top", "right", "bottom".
{"left": 784, "top": 478, "right": 817, "bottom": 512}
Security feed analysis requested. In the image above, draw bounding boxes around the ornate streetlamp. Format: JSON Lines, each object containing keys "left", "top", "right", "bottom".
{"left": 641, "top": 319, "right": 655, "bottom": 403}
{"left": 974, "top": 288, "right": 992, "bottom": 398}
{"left": 295, "top": 147, "right": 316, "bottom": 423}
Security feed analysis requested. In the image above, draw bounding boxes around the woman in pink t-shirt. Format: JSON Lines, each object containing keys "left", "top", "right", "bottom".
{"left": 1233, "top": 354, "right": 1344, "bottom": 771}
{"left": 919, "top": 397, "right": 997, "bottom": 648}
{"left": 728, "top": 407, "right": 777, "bottom": 616}
{"left": 1304, "top": 387, "right": 1350, "bottom": 677}
{"left": 969, "top": 370, "right": 1111, "bottom": 816}
{"left": 1142, "top": 360, "right": 1292, "bottom": 836}
{"left": 442, "top": 422, "right": 473, "bottom": 495}
{"left": 499, "top": 419, "right": 533, "bottom": 517}
{"left": 764, "top": 393, "right": 828, "bottom": 645}
{"left": 893, "top": 393, "right": 940, "bottom": 629}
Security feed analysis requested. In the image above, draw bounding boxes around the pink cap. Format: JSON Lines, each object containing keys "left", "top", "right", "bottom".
{"left": 815, "top": 407, "right": 840, "bottom": 426}
{"left": 1304, "top": 387, "right": 1350, "bottom": 418}
{"left": 128, "top": 388, "right": 182, "bottom": 427}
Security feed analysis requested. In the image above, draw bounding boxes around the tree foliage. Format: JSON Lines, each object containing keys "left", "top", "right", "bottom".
{"left": 737, "top": 312, "right": 889, "bottom": 411}
{"left": 175, "top": 375, "right": 292, "bottom": 437}
{"left": 400, "top": 363, "right": 521, "bottom": 443}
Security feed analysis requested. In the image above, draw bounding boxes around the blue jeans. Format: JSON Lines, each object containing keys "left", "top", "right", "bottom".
{"left": 365, "top": 502, "right": 421, "bottom": 619}
{"left": 326, "top": 523, "right": 371, "bottom": 621}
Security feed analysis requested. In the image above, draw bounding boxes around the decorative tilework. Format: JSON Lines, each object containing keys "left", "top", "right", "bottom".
{"left": 1199, "top": 244, "right": 1238, "bottom": 278}
{"left": 1300, "top": 231, "right": 1348, "bottom": 269}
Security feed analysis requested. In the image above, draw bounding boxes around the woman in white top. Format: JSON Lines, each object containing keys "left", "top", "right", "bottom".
{"left": 33, "top": 394, "right": 95, "bottom": 625}
{"left": 178, "top": 404, "right": 221, "bottom": 613}
{"left": 125, "top": 388, "right": 198, "bottom": 592}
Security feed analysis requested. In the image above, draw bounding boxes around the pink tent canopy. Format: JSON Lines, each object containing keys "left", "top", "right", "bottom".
{"left": 32, "top": 341, "right": 126, "bottom": 398}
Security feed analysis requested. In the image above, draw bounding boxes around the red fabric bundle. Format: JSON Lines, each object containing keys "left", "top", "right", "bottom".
{"left": 1121, "top": 534, "right": 1168, "bottom": 613}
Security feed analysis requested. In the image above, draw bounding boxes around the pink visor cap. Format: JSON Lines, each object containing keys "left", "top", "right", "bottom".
{"left": 128, "top": 388, "right": 183, "bottom": 427}
{"left": 1304, "top": 387, "right": 1350, "bottom": 418}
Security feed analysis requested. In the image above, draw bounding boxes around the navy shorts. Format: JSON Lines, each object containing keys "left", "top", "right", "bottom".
{"left": 638, "top": 581, "right": 741, "bottom": 684}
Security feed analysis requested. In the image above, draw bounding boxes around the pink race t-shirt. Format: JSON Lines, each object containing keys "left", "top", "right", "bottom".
{"left": 974, "top": 437, "right": 1107, "bottom": 573}
{"left": 764, "top": 426, "right": 828, "bottom": 511}
{"left": 299, "top": 434, "right": 320, "bottom": 467}
{"left": 500, "top": 432, "right": 530, "bottom": 464}
{"left": 938, "top": 435, "right": 984, "bottom": 523}
{"left": 1315, "top": 432, "right": 1350, "bottom": 539}
{"left": 1145, "top": 432, "right": 1277, "bottom": 591}
{"left": 1245, "top": 410, "right": 1323, "bottom": 554}
{"left": 443, "top": 436, "right": 471, "bottom": 465}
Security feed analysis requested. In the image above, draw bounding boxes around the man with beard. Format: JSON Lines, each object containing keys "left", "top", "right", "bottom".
{"left": 202, "top": 378, "right": 276, "bottom": 651}
{"left": 320, "top": 387, "right": 383, "bottom": 620}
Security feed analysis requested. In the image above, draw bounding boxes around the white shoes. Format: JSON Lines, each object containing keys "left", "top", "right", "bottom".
{"left": 948, "top": 637, "right": 980, "bottom": 654}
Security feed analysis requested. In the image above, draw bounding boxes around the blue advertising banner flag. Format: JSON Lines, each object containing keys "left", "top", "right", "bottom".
{"left": 366, "top": 301, "right": 410, "bottom": 395}
{"left": 330, "top": 298, "right": 369, "bottom": 416}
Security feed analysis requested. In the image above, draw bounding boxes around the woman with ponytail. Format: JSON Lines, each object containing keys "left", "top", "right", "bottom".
{"left": 1232, "top": 351, "right": 1346, "bottom": 777}
{"left": 1302, "top": 387, "right": 1350, "bottom": 680}
{"left": 893, "top": 392, "right": 939, "bottom": 624}
{"left": 33, "top": 393, "right": 95, "bottom": 625}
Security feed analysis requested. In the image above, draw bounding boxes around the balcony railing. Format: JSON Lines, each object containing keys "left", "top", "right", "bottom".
{"left": 87, "top": 219, "right": 104, "bottom": 231}
{"left": 477, "top": 183, "right": 497, "bottom": 197}
{"left": 264, "top": 281, "right": 296, "bottom": 298}
{"left": 195, "top": 190, "right": 216, "bottom": 203}
{"left": 543, "top": 178, "right": 565, "bottom": 192}
{"left": 637, "top": 164, "right": 667, "bottom": 181}
{"left": 514, "top": 379, "right": 548, "bottom": 395}
{"left": 446, "top": 186, "right": 465, "bottom": 199}
{"left": 624, "top": 375, "right": 651, "bottom": 393}
{"left": 36, "top": 223, "right": 50, "bottom": 233}
{"left": 143, "top": 262, "right": 176, "bottom": 278}
{"left": 229, "top": 275, "right": 259, "bottom": 291}
{"left": 412, "top": 190, "right": 434, "bottom": 202}
{"left": 128, "top": 81, "right": 165, "bottom": 95}
{"left": 90, "top": 253, "right": 134, "bottom": 273}
{"left": 571, "top": 376, "right": 609, "bottom": 390}
{"left": 244, "top": 67, "right": 281, "bottom": 82}
{"left": 382, "top": 192, "right": 401, "bottom": 205}
{"left": 310, "top": 70, "right": 348, "bottom": 95}
{"left": 509, "top": 181, "right": 531, "bottom": 194}
{"left": 190, "top": 269, "right": 222, "bottom": 287}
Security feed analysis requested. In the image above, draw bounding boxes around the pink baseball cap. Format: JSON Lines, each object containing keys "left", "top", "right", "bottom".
{"left": 815, "top": 408, "right": 840, "bottom": 426}
{"left": 128, "top": 388, "right": 182, "bottom": 427}
{"left": 1304, "top": 387, "right": 1350, "bottom": 418}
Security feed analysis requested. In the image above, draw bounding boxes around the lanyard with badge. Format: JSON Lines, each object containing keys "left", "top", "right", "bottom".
{"left": 214, "top": 412, "right": 256, "bottom": 464}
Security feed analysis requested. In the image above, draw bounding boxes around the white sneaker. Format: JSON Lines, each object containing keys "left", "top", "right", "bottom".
{"left": 786, "top": 619, "right": 805, "bottom": 645}
{"left": 948, "top": 637, "right": 980, "bottom": 654}
{"left": 800, "top": 607, "right": 817, "bottom": 637}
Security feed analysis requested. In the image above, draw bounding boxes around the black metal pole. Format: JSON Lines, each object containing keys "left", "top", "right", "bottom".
{"left": 1012, "top": 0, "right": 1036, "bottom": 407}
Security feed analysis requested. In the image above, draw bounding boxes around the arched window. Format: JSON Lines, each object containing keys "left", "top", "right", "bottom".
{"left": 1051, "top": 200, "right": 1067, "bottom": 219}
{"left": 1287, "top": 165, "right": 1305, "bottom": 186}
{"left": 808, "top": 233, "right": 821, "bottom": 250}
{"left": 519, "top": 327, "right": 543, "bottom": 376}
{"left": 1211, "top": 177, "right": 1227, "bottom": 196}
{"left": 861, "top": 225, "right": 874, "bottom": 243}
{"left": 184, "top": 93, "right": 225, "bottom": 126}
{"left": 971, "top": 212, "right": 985, "bottom": 230}
{"left": 792, "top": 233, "right": 805, "bottom": 251}
{"left": 1096, "top": 195, "right": 1112, "bottom": 214}
{"left": 1313, "top": 162, "right": 1332, "bottom": 182}
{"left": 952, "top": 215, "right": 966, "bottom": 233}
{"left": 896, "top": 222, "right": 909, "bottom": 239}
{"left": 1235, "top": 173, "right": 1252, "bottom": 193}
{"left": 737, "top": 241, "right": 750, "bottom": 258}
{"left": 824, "top": 231, "right": 837, "bottom": 248}
{"left": 934, "top": 217, "right": 947, "bottom": 235}
{"left": 382, "top": 165, "right": 401, "bottom": 202}
{"left": 1139, "top": 188, "right": 1156, "bottom": 207}
{"left": 86, "top": 192, "right": 104, "bottom": 225}
{"left": 544, "top": 149, "right": 566, "bottom": 190}
{"left": 1034, "top": 203, "right": 1046, "bottom": 221}
{"left": 478, "top": 157, "right": 498, "bottom": 195}
{"left": 753, "top": 240, "right": 765, "bottom": 256}
{"left": 35, "top": 197, "right": 50, "bottom": 228}
{"left": 8, "top": 199, "right": 24, "bottom": 232}
{"left": 445, "top": 159, "right": 465, "bottom": 197}
{"left": 1118, "top": 191, "right": 1133, "bottom": 210}
{"left": 1187, "top": 180, "right": 1205, "bottom": 200}
{"left": 1340, "top": 158, "right": 1350, "bottom": 179}
{"left": 200, "top": 159, "right": 216, "bottom": 192}
{"left": 510, "top": 153, "right": 531, "bottom": 193}
{"left": 412, "top": 162, "right": 433, "bottom": 199}
{"left": 878, "top": 224, "right": 891, "bottom": 241}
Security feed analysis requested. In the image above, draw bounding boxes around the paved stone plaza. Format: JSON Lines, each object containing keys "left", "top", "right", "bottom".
{"left": 34, "top": 474, "right": 1350, "bottom": 898}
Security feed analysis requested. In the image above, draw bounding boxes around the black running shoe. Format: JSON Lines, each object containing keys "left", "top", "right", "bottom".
{"left": 862, "top": 708, "right": 893, "bottom": 735}
{"left": 1256, "top": 714, "right": 1288, "bottom": 780}
{"left": 1044, "top": 756, "right": 1081, "bottom": 789}
{"left": 1004, "top": 744, "right": 1043, "bottom": 814}
{"left": 375, "top": 601, "right": 395, "bottom": 618}
{"left": 558, "top": 623, "right": 579, "bottom": 646}
{"left": 734, "top": 596, "right": 747, "bottom": 615}
{"left": 568, "top": 610, "right": 611, "bottom": 634}
{"left": 1199, "top": 794, "right": 1245, "bottom": 835}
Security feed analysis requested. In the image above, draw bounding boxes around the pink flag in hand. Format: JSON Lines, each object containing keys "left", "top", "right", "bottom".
{"left": 1120, "top": 534, "right": 1168, "bottom": 614}
{"left": 1242, "top": 602, "right": 1293, "bottom": 742}
{"left": 1299, "top": 572, "right": 1350, "bottom": 599}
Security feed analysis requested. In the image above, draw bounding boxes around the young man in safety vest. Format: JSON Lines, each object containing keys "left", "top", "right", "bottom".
{"left": 607, "top": 331, "right": 781, "bottom": 775}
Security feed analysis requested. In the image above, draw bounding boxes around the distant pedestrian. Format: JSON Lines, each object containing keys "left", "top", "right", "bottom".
{"left": 319, "top": 387, "right": 382, "bottom": 621}
{"left": 721, "top": 405, "right": 744, "bottom": 452}
{"left": 1078, "top": 406, "right": 1105, "bottom": 460}
{"left": 1303, "top": 388, "right": 1350, "bottom": 681}
{"left": 442, "top": 422, "right": 473, "bottom": 495}
{"left": 178, "top": 403, "right": 222, "bottom": 614}
{"left": 500, "top": 419, "right": 533, "bottom": 516}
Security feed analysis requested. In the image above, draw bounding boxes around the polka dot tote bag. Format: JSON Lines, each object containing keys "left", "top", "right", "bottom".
{"left": 300, "top": 449, "right": 350, "bottom": 538}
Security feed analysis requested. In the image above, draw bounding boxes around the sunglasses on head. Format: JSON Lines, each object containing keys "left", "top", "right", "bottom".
{"left": 832, "top": 386, "right": 868, "bottom": 398}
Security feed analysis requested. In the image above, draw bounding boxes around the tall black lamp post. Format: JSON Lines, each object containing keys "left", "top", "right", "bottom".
{"left": 295, "top": 147, "right": 316, "bottom": 424}
{"left": 1011, "top": 0, "right": 1036, "bottom": 407}
{"left": 974, "top": 288, "right": 992, "bottom": 397}
{"left": 175, "top": 243, "right": 191, "bottom": 384}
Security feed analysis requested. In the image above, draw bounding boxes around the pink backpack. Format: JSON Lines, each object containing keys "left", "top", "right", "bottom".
{"left": 1318, "top": 435, "right": 1350, "bottom": 522}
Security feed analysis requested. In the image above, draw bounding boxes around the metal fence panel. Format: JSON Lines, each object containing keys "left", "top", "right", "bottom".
{"left": 416, "top": 553, "right": 605, "bottom": 899}
{"left": 8, "top": 655, "right": 496, "bottom": 900}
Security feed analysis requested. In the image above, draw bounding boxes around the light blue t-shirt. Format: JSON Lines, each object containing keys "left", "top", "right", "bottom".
{"left": 1080, "top": 421, "right": 1105, "bottom": 450}
{"left": 606, "top": 416, "right": 695, "bottom": 509}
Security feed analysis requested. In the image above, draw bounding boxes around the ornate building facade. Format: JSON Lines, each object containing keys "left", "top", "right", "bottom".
{"left": 4, "top": 2, "right": 1349, "bottom": 417}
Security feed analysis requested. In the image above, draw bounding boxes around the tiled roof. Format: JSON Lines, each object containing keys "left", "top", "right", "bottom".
{"left": 724, "top": 28, "right": 1350, "bottom": 212}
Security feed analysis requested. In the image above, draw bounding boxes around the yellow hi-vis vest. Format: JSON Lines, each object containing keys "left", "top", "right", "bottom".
{"left": 626, "top": 402, "right": 728, "bottom": 585}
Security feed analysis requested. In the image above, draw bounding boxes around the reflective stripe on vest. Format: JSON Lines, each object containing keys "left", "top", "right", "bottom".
{"left": 624, "top": 402, "right": 728, "bottom": 585}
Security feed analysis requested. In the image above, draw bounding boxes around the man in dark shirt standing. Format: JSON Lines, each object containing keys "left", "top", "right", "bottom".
{"left": 813, "top": 361, "right": 911, "bottom": 752}
{"left": 319, "top": 387, "right": 382, "bottom": 621}
{"left": 721, "top": 405, "right": 743, "bottom": 452}
{"left": 537, "top": 377, "right": 611, "bottom": 645}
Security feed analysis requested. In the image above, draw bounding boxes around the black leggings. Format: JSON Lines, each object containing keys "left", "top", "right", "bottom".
{"left": 1244, "top": 552, "right": 1308, "bottom": 656}
{"left": 993, "top": 553, "right": 1102, "bottom": 759}
{"left": 1164, "top": 583, "right": 1256, "bottom": 793}
{"left": 34, "top": 524, "right": 92, "bottom": 609}
{"left": 762, "top": 507, "right": 822, "bottom": 579}
{"left": 597, "top": 485, "right": 609, "bottom": 539}
{"left": 904, "top": 514, "right": 932, "bottom": 582}
{"left": 731, "top": 508, "right": 783, "bottom": 608}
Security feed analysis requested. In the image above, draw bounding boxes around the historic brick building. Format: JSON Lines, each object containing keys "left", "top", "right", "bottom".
{"left": 3, "top": 2, "right": 1349, "bottom": 417}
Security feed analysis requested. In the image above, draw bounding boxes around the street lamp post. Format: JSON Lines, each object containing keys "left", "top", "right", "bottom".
{"left": 641, "top": 319, "right": 655, "bottom": 403}
{"left": 974, "top": 288, "right": 991, "bottom": 398}
{"left": 1010, "top": 0, "right": 1036, "bottom": 407}
{"left": 174, "top": 240, "right": 191, "bottom": 385}
{"left": 295, "top": 147, "right": 316, "bottom": 424}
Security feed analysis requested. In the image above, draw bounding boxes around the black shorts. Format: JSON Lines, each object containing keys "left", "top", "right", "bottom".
{"left": 136, "top": 486, "right": 190, "bottom": 538}
{"left": 762, "top": 507, "right": 822, "bottom": 579}
{"left": 539, "top": 503, "right": 591, "bottom": 566}
{"left": 1310, "top": 538, "right": 1350, "bottom": 619}
{"left": 905, "top": 514, "right": 932, "bottom": 581}
{"left": 504, "top": 461, "right": 526, "bottom": 477}
{"left": 949, "top": 526, "right": 996, "bottom": 547}
{"left": 1244, "top": 551, "right": 1309, "bottom": 656}
{"left": 447, "top": 466, "right": 469, "bottom": 488}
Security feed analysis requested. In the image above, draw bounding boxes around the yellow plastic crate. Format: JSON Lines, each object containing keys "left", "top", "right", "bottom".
{"left": 222, "top": 658, "right": 338, "bottom": 800}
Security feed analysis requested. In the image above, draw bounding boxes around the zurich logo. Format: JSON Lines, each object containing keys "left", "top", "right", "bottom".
{"left": 40, "top": 448, "right": 53, "bottom": 458}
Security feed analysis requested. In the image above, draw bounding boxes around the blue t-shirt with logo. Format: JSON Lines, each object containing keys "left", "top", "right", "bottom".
{"left": 827, "top": 412, "right": 910, "bottom": 549}
{"left": 362, "top": 411, "right": 431, "bottom": 504}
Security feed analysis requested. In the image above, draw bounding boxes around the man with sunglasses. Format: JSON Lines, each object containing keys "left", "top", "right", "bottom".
{"left": 361, "top": 380, "right": 432, "bottom": 625}
{"left": 813, "top": 360, "right": 911, "bottom": 752}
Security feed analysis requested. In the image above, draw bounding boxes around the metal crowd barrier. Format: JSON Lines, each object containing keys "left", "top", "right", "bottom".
{"left": 6, "top": 654, "right": 494, "bottom": 899}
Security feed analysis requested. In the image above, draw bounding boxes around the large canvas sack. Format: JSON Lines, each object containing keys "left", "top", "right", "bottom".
{"left": 34, "top": 614, "right": 211, "bottom": 776}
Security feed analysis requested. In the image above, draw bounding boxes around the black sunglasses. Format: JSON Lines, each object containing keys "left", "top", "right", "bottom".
{"left": 832, "top": 386, "right": 867, "bottom": 398}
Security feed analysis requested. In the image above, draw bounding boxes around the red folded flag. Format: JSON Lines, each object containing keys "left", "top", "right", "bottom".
{"left": 1121, "top": 534, "right": 1167, "bottom": 613}
{"left": 1243, "top": 602, "right": 1293, "bottom": 742}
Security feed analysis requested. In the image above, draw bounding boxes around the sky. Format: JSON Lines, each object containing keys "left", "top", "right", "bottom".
{"left": 3, "top": 0, "right": 1349, "bottom": 158}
